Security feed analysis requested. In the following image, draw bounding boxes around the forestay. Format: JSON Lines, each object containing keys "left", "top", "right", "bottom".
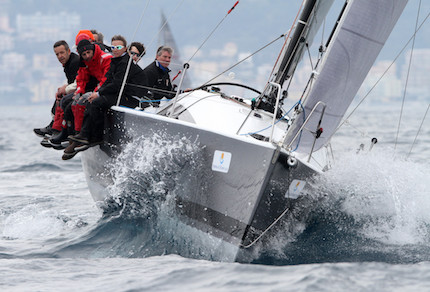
{"left": 284, "top": 0, "right": 409, "bottom": 155}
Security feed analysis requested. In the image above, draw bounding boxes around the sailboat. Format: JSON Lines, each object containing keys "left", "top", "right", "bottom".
{"left": 80, "top": 0, "right": 410, "bottom": 262}
{"left": 158, "top": 12, "right": 192, "bottom": 90}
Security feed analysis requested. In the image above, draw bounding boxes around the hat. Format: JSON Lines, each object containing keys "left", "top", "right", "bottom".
{"left": 77, "top": 39, "right": 95, "bottom": 55}
{"left": 75, "top": 30, "right": 95, "bottom": 46}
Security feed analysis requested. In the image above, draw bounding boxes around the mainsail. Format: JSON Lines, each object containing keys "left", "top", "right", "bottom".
{"left": 284, "top": 0, "right": 409, "bottom": 155}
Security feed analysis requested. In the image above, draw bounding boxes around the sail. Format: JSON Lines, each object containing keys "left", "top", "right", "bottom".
{"left": 284, "top": 0, "right": 408, "bottom": 155}
{"left": 158, "top": 12, "right": 192, "bottom": 89}
{"left": 273, "top": 0, "right": 334, "bottom": 86}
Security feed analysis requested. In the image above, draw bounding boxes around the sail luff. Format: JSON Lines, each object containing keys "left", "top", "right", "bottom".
{"left": 284, "top": 0, "right": 409, "bottom": 155}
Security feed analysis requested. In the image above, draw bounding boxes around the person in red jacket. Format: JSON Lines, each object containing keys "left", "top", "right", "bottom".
{"left": 71, "top": 39, "right": 112, "bottom": 135}
{"left": 47, "top": 31, "right": 100, "bottom": 148}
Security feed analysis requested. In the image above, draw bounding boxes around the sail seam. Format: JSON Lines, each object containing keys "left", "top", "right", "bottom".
{"left": 341, "top": 27, "right": 385, "bottom": 46}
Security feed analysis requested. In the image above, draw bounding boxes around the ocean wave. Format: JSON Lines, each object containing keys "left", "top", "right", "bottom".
{"left": 252, "top": 147, "right": 430, "bottom": 265}
{"left": 1, "top": 162, "right": 63, "bottom": 173}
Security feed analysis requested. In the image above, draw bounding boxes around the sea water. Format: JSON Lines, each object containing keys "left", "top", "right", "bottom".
{"left": 0, "top": 102, "right": 429, "bottom": 291}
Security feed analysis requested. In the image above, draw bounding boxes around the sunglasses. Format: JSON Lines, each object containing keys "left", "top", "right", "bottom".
{"left": 110, "top": 45, "right": 125, "bottom": 50}
{"left": 130, "top": 51, "right": 140, "bottom": 56}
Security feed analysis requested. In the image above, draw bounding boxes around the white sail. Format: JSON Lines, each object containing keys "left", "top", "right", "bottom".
{"left": 284, "top": 0, "right": 408, "bottom": 155}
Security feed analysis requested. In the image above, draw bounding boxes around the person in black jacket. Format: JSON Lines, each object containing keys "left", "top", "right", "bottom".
{"left": 90, "top": 29, "right": 112, "bottom": 53}
{"left": 34, "top": 40, "right": 80, "bottom": 141}
{"left": 62, "top": 35, "right": 147, "bottom": 160}
{"left": 142, "top": 45, "right": 176, "bottom": 104}
{"left": 129, "top": 41, "right": 145, "bottom": 64}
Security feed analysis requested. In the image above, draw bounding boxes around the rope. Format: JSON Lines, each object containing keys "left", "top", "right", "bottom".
{"left": 139, "top": 99, "right": 165, "bottom": 103}
{"left": 240, "top": 206, "right": 290, "bottom": 249}
{"left": 395, "top": 0, "right": 421, "bottom": 154}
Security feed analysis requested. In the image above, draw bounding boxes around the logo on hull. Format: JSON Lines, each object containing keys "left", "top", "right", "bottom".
{"left": 212, "top": 150, "right": 232, "bottom": 173}
{"left": 286, "top": 179, "right": 306, "bottom": 199}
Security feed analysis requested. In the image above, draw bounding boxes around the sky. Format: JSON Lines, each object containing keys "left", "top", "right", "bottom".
{"left": 80, "top": 0, "right": 430, "bottom": 65}
{"left": 3, "top": 0, "right": 430, "bottom": 104}
{"left": 13, "top": 0, "right": 430, "bottom": 66}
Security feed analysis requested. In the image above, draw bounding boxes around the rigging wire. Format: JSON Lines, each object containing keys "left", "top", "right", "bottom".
{"left": 129, "top": 0, "right": 151, "bottom": 45}
{"left": 200, "top": 34, "right": 286, "bottom": 86}
{"left": 305, "top": 44, "right": 314, "bottom": 70}
{"left": 143, "top": 0, "right": 186, "bottom": 56}
{"left": 289, "top": 10, "right": 329, "bottom": 108}
{"left": 116, "top": 0, "right": 151, "bottom": 106}
{"left": 334, "top": 9, "right": 430, "bottom": 134}
{"left": 150, "top": 30, "right": 287, "bottom": 113}
{"left": 185, "top": 1, "right": 239, "bottom": 64}
{"left": 117, "top": 0, "right": 185, "bottom": 106}
{"left": 407, "top": 103, "right": 429, "bottom": 159}
{"left": 394, "top": 0, "right": 421, "bottom": 154}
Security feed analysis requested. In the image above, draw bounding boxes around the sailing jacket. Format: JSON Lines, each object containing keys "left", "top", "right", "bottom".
{"left": 142, "top": 60, "right": 175, "bottom": 101}
{"left": 63, "top": 52, "right": 80, "bottom": 85}
{"left": 98, "top": 53, "right": 147, "bottom": 107}
{"left": 75, "top": 44, "right": 112, "bottom": 95}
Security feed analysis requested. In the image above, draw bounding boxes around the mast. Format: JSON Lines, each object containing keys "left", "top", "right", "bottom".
{"left": 272, "top": 0, "right": 333, "bottom": 86}
{"left": 258, "top": 0, "right": 333, "bottom": 113}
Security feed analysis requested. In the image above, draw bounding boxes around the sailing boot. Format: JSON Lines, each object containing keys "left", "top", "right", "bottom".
{"left": 62, "top": 140, "right": 89, "bottom": 160}
{"left": 33, "top": 120, "right": 53, "bottom": 138}
{"left": 61, "top": 122, "right": 74, "bottom": 149}
{"left": 40, "top": 137, "right": 53, "bottom": 148}
{"left": 69, "top": 132, "right": 89, "bottom": 145}
{"left": 62, "top": 141, "right": 79, "bottom": 160}
{"left": 48, "top": 127, "right": 69, "bottom": 150}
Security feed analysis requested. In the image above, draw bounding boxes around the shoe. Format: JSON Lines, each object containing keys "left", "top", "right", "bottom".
{"left": 33, "top": 122, "right": 53, "bottom": 138}
{"left": 62, "top": 141, "right": 79, "bottom": 160}
{"left": 69, "top": 133, "right": 89, "bottom": 145}
{"left": 62, "top": 140, "right": 90, "bottom": 160}
{"left": 90, "top": 140, "right": 103, "bottom": 147}
{"left": 40, "top": 137, "right": 53, "bottom": 148}
{"left": 75, "top": 140, "right": 103, "bottom": 152}
{"left": 62, "top": 151, "right": 77, "bottom": 160}
{"left": 49, "top": 128, "right": 69, "bottom": 149}
{"left": 45, "top": 129, "right": 60, "bottom": 139}
{"left": 74, "top": 144, "right": 90, "bottom": 152}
